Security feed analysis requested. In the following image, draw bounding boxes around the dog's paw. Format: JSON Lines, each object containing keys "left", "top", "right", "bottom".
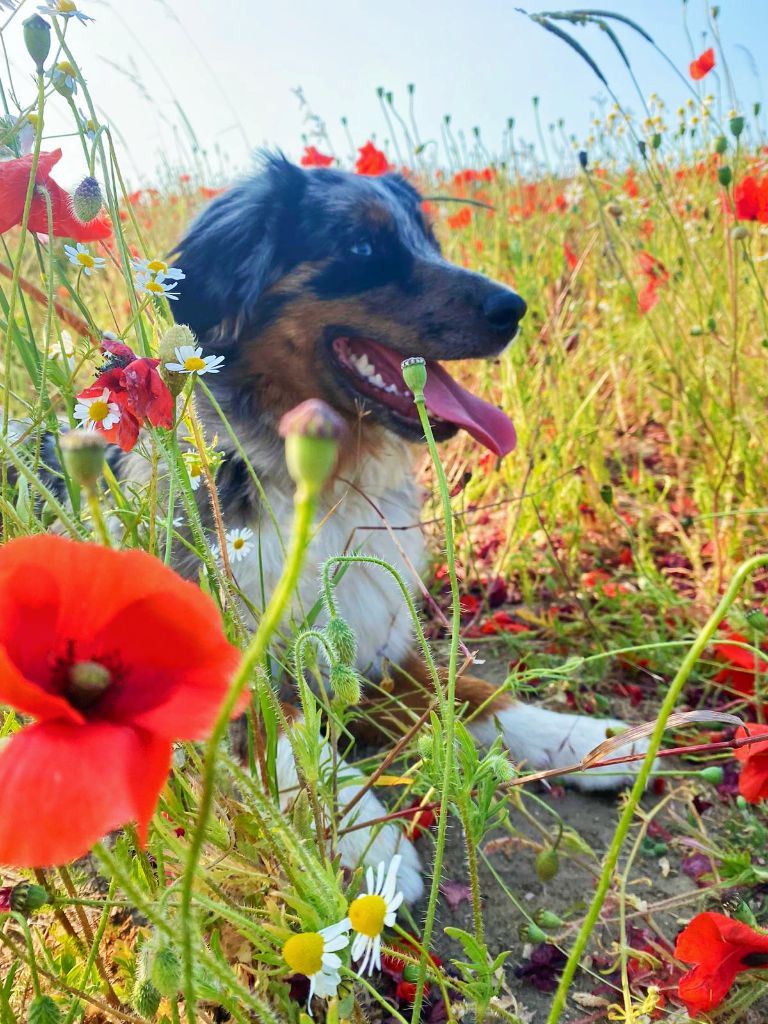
{"left": 470, "top": 702, "right": 657, "bottom": 792}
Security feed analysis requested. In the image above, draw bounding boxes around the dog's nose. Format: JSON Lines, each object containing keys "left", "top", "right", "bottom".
{"left": 483, "top": 290, "right": 527, "bottom": 333}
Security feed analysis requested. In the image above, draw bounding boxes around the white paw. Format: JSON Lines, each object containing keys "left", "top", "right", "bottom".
{"left": 469, "top": 702, "right": 657, "bottom": 792}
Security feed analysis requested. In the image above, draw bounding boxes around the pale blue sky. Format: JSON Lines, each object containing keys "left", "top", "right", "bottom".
{"left": 2, "top": 0, "right": 768, "bottom": 185}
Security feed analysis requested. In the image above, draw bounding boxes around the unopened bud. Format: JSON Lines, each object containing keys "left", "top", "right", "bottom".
{"left": 731, "top": 224, "right": 750, "bottom": 241}
{"left": 10, "top": 883, "right": 48, "bottom": 916}
{"left": 578, "top": 150, "right": 588, "bottom": 170}
{"left": 60, "top": 429, "right": 107, "bottom": 489}
{"left": 325, "top": 616, "right": 357, "bottom": 666}
{"left": 401, "top": 356, "right": 427, "bottom": 395}
{"left": 534, "top": 909, "right": 564, "bottom": 930}
{"left": 600, "top": 484, "right": 613, "bottom": 506}
{"left": 150, "top": 945, "right": 181, "bottom": 998}
{"left": 717, "top": 166, "right": 732, "bottom": 187}
{"left": 28, "top": 995, "right": 61, "bottom": 1024}
{"left": 159, "top": 324, "right": 196, "bottom": 397}
{"left": 746, "top": 609, "right": 768, "bottom": 632}
{"left": 535, "top": 848, "right": 560, "bottom": 881}
{"left": 730, "top": 116, "right": 745, "bottom": 138}
{"left": 699, "top": 766, "right": 724, "bottom": 786}
{"left": 131, "top": 978, "right": 161, "bottom": 1019}
{"left": 329, "top": 663, "right": 361, "bottom": 705}
{"left": 606, "top": 202, "right": 622, "bottom": 219}
{"left": 518, "top": 921, "right": 547, "bottom": 944}
{"left": 22, "top": 15, "right": 51, "bottom": 72}
{"left": 279, "top": 399, "right": 346, "bottom": 496}
{"left": 714, "top": 135, "right": 728, "bottom": 155}
{"left": 71, "top": 176, "right": 103, "bottom": 223}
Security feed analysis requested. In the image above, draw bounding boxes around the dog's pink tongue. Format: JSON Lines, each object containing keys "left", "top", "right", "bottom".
{"left": 422, "top": 360, "right": 516, "bottom": 457}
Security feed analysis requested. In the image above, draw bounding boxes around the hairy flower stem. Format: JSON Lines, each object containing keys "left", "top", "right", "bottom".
{"left": 408, "top": 380, "right": 462, "bottom": 1024}
{"left": 546, "top": 552, "right": 768, "bottom": 1024}
{"left": 179, "top": 484, "right": 317, "bottom": 1024}
{"left": 459, "top": 799, "right": 485, "bottom": 950}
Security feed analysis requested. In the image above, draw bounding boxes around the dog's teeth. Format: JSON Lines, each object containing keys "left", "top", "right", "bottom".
{"left": 385, "top": 384, "right": 399, "bottom": 394}
{"left": 370, "top": 373, "right": 385, "bottom": 388}
{"left": 358, "top": 355, "right": 375, "bottom": 375}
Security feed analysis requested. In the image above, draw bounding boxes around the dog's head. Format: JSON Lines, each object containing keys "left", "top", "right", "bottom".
{"left": 173, "top": 154, "right": 525, "bottom": 457}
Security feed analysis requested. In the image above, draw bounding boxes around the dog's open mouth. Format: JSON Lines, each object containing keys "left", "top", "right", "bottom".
{"left": 330, "top": 336, "right": 517, "bottom": 457}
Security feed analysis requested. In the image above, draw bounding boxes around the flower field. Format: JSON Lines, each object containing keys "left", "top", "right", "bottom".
{"left": 3, "top": 2, "right": 768, "bottom": 1023}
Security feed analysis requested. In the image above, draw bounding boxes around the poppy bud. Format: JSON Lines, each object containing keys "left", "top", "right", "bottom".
{"left": 22, "top": 15, "right": 51, "bottom": 72}
{"left": 706, "top": 317, "right": 716, "bottom": 332}
{"left": 637, "top": 140, "right": 647, "bottom": 158}
{"left": 51, "top": 61, "right": 77, "bottom": 98}
{"left": 329, "top": 663, "right": 361, "bottom": 705}
{"left": 746, "top": 609, "right": 768, "bottom": 632}
{"left": 149, "top": 945, "right": 181, "bottom": 998}
{"left": 401, "top": 356, "right": 426, "bottom": 395}
{"left": 599, "top": 484, "right": 613, "bottom": 506}
{"left": 60, "top": 429, "right": 107, "bottom": 489}
{"left": 651, "top": 133, "right": 662, "bottom": 150}
{"left": 717, "top": 166, "right": 732, "bottom": 187}
{"left": 578, "top": 150, "right": 588, "bottom": 170}
{"left": 699, "top": 766, "right": 724, "bottom": 786}
{"left": 518, "top": 921, "right": 547, "bottom": 944}
{"left": 714, "top": 135, "right": 728, "bottom": 154}
{"left": 10, "top": 882, "right": 48, "bottom": 915}
{"left": 131, "top": 978, "right": 161, "bottom": 1018}
{"left": 28, "top": 995, "right": 61, "bottom": 1024}
{"left": 159, "top": 324, "right": 196, "bottom": 397}
{"left": 534, "top": 909, "right": 564, "bottom": 930}
{"left": 535, "top": 848, "right": 560, "bottom": 881}
{"left": 731, "top": 225, "right": 750, "bottom": 241}
{"left": 690, "top": 325, "right": 704, "bottom": 336}
{"left": 278, "top": 399, "right": 346, "bottom": 497}
{"left": 325, "top": 616, "right": 357, "bottom": 667}
{"left": 71, "top": 176, "right": 104, "bottom": 224}
{"left": 729, "top": 116, "right": 745, "bottom": 138}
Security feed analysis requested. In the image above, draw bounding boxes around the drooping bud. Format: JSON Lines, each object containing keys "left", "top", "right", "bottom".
{"left": 518, "top": 921, "right": 547, "bottom": 944}
{"left": 534, "top": 909, "right": 564, "bottom": 930}
{"left": 746, "top": 609, "right": 768, "bottom": 632}
{"left": 698, "top": 766, "right": 725, "bottom": 786}
{"left": 28, "top": 995, "right": 61, "bottom": 1024}
{"left": 149, "top": 945, "right": 181, "bottom": 998}
{"left": 60, "top": 429, "right": 106, "bottom": 489}
{"left": 401, "top": 356, "right": 427, "bottom": 395}
{"left": 22, "top": 15, "right": 51, "bottom": 72}
{"left": 534, "top": 847, "right": 560, "bottom": 882}
{"left": 278, "top": 398, "right": 346, "bottom": 497}
{"left": 329, "top": 663, "right": 361, "bottom": 705}
{"left": 131, "top": 978, "right": 161, "bottom": 1018}
{"left": 71, "top": 176, "right": 104, "bottom": 223}
{"left": 10, "top": 883, "right": 48, "bottom": 916}
{"left": 325, "top": 616, "right": 357, "bottom": 666}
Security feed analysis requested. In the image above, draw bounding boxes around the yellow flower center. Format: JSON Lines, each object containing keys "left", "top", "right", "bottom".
{"left": 189, "top": 464, "right": 201, "bottom": 478}
{"left": 77, "top": 253, "right": 95, "bottom": 268}
{"left": 282, "top": 933, "right": 324, "bottom": 977}
{"left": 348, "top": 894, "right": 387, "bottom": 938}
{"left": 183, "top": 356, "right": 207, "bottom": 372}
{"left": 56, "top": 61, "right": 76, "bottom": 77}
{"left": 89, "top": 399, "right": 110, "bottom": 423}
{"left": 147, "top": 259, "right": 168, "bottom": 274}
{"left": 145, "top": 280, "right": 165, "bottom": 294}
{"left": 58, "top": 0, "right": 77, "bottom": 11}
{"left": 232, "top": 537, "right": 246, "bottom": 551}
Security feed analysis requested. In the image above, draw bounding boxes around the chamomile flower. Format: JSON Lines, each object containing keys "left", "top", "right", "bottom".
{"left": 135, "top": 270, "right": 180, "bottom": 302}
{"left": 73, "top": 388, "right": 120, "bottom": 431}
{"left": 182, "top": 452, "right": 203, "bottom": 490}
{"left": 38, "top": 0, "right": 93, "bottom": 22}
{"left": 64, "top": 242, "right": 105, "bottom": 276}
{"left": 51, "top": 61, "right": 78, "bottom": 96}
{"left": 77, "top": 108, "right": 97, "bottom": 141}
{"left": 48, "top": 329, "right": 77, "bottom": 371}
{"left": 343, "top": 854, "right": 403, "bottom": 975}
{"left": 165, "top": 345, "right": 225, "bottom": 375}
{"left": 282, "top": 922, "right": 349, "bottom": 1015}
{"left": 132, "top": 257, "right": 185, "bottom": 281}
{"left": 212, "top": 527, "right": 254, "bottom": 565}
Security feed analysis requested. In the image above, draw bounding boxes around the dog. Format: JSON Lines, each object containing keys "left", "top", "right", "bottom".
{"left": 128, "top": 154, "right": 648, "bottom": 901}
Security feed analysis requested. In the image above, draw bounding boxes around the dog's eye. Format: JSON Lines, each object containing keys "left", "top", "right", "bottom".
{"left": 349, "top": 239, "right": 373, "bottom": 257}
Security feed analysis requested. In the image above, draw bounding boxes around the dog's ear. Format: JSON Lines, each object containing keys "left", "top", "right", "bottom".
{"left": 172, "top": 154, "right": 306, "bottom": 340}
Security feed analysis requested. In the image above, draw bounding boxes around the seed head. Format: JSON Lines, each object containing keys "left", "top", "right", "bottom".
{"left": 71, "top": 176, "right": 104, "bottom": 223}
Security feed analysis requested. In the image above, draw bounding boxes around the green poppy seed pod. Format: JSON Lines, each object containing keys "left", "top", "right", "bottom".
{"left": 637, "top": 139, "right": 647, "bottom": 159}
{"left": 715, "top": 135, "right": 728, "bottom": 155}
{"left": 10, "top": 883, "right": 48, "bottom": 916}
{"left": 690, "top": 325, "right": 704, "bottom": 337}
{"left": 651, "top": 133, "right": 662, "bottom": 150}
{"left": 731, "top": 225, "right": 750, "bottom": 241}
{"left": 325, "top": 616, "right": 357, "bottom": 667}
{"left": 71, "top": 176, "right": 103, "bottom": 223}
{"left": 754, "top": 102, "right": 762, "bottom": 117}
{"left": 28, "top": 995, "right": 61, "bottom": 1024}
{"left": 730, "top": 116, "right": 745, "bottom": 138}
{"left": 706, "top": 317, "right": 717, "bottom": 332}
{"left": 329, "top": 663, "right": 361, "bottom": 705}
{"left": 60, "top": 429, "right": 107, "bottom": 489}
{"left": 22, "top": 15, "right": 51, "bottom": 72}
{"left": 131, "top": 978, "right": 161, "bottom": 1019}
{"left": 278, "top": 399, "right": 346, "bottom": 497}
{"left": 578, "top": 149, "right": 588, "bottom": 170}
{"left": 401, "top": 356, "right": 426, "bottom": 396}
{"left": 534, "top": 848, "right": 560, "bottom": 882}
{"left": 150, "top": 945, "right": 181, "bottom": 998}
{"left": 699, "top": 766, "right": 725, "bottom": 786}
{"left": 599, "top": 484, "right": 613, "bottom": 506}
{"left": 746, "top": 609, "right": 768, "bottom": 632}
{"left": 717, "top": 166, "right": 732, "bottom": 187}
{"left": 518, "top": 921, "right": 547, "bottom": 944}
{"left": 534, "top": 909, "right": 564, "bottom": 930}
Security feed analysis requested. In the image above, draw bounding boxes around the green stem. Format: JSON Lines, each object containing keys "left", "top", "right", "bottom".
{"left": 178, "top": 485, "right": 317, "bottom": 1023}
{"left": 545, "top": 553, "right": 768, "bottom": 1024}
{"left": 459, "top": 800, "right": 485, "bottom": 949}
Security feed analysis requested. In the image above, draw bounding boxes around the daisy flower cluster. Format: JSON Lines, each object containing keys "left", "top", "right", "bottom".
{"left": 282, "top": 855, "right": 405, "bottom": 1015}
{"left": 64, "top": 241, "right": 105, "bottom": 276}
{"left": 132, "top": 256, "right": 185, "bottom": 302}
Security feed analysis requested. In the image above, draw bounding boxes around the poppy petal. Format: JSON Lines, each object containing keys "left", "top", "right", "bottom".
{"left": 0, "top": 721, "right": 171, "bottom": 867}
{"left": 0, "top": 645, "right": 82, "bottom": 724}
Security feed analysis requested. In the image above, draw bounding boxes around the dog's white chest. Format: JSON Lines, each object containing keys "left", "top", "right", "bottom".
{"left": 234, "top": 439, "right": 427, "bottom": 673}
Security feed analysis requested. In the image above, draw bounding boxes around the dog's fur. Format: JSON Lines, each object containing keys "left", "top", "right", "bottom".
{"left": 122, "top": 155, "right": 647, "bottom": 901}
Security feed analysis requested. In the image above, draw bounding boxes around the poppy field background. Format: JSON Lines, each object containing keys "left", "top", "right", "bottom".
{"left": 3, "top": 2, "right": 768, "bottom": 1023}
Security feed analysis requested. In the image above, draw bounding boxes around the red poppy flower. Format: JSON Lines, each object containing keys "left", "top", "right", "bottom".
{"left": 637, "top": 250, "right": 669, "bottom": 314}
{"left": 0, "top": 150, "right": 111, "bottom": 241}
{"left": 0, "top": 535, "right": 242, "bottom": 867}
{"left": 355, "top": 141, "right": 392, "bottom": 176}
{"left": 734, "top": 176, "right": 768, "bottom": 223}
{"left": 563, "top": 242, "right": 579, "bottom": 270}
{"left": 675, "top": 912, "right": 768, "bottom": 1014}
{"left": 713, "top": 631, "right": 768, "bottom": 695}
{"left": 733, "top": 723, "right": 768, "bottom": 802}
{"left": 300, "top": 146, "right": 334, "bottom": 168}
{"left": 689, "top": 48, "right": 715, "bottom": 81}
{"left": 480, "top": 611, "right": 529, "bottom": 635}
{"left": 75, "top": 336, "right": 174, "bottom": 452}
{"left": 447, "top": 207, "right": 472, "bottom": 230}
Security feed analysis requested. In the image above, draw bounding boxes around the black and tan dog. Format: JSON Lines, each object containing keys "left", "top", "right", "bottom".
{"left": 161, "top": 154, "right": 647, "bottom": 901}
